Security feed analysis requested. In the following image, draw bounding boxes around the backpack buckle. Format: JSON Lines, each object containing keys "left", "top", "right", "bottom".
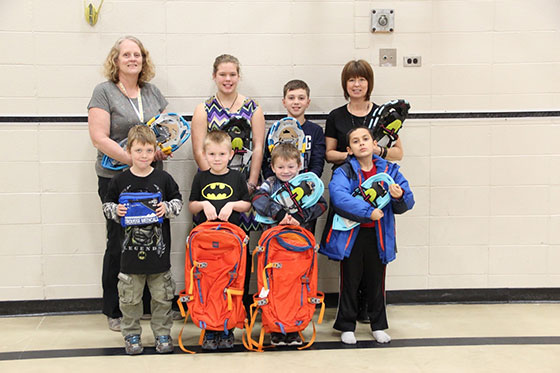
{"left": 309, "top": 297, "right": 322, "bottom": 304}
{"left": 257, "top": 298, "right": 268, "bottom": 306}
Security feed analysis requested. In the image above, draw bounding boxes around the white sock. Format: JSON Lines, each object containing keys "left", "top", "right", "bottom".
{"left": 341, "top": 331, "right": 357, "bottom": 344}
{"left": 372, "top": 330, "right": 391, "bottom": 343}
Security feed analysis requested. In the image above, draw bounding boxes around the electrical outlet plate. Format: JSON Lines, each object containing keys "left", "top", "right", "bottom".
{"left": 403, "top": 55, "right": 422, "bottom": 67}
{"left": 371, "top": 9, "right": 394, "bottom": 33}
{"left": 379, "top": 48, "right": 397, "bottom": 67}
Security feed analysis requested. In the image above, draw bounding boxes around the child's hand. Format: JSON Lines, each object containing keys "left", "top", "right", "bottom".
{"left": 370, "top": 208, "right": 384, "bottom": 221}
{"left": 389, "top": 184, "right": 403, "bottom": 198}
{"left": 156, "top": 202, "right": 166, "bottom": 217}
{"left": 203, "top": 201, "right": 218, "bottom": 221}
{"left": 278, "top": 214, "right": 291, "bottom": 225}
{"left": 286, "top": 215, "right": 300, "bottom": 226}
{"left": 116, "top": 204, "right": 127, "bottom": 217}
{"left": 218, "top": 202, "right": 233, "bottom": 221}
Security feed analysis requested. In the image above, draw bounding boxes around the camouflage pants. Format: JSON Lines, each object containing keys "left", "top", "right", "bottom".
{"left": 118, "top": 270, "right": 176, "bottom": 338}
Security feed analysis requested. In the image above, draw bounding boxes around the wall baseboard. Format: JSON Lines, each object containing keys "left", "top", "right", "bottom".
{"left": 1, "top": 288, "right": 559, "bottom": 316}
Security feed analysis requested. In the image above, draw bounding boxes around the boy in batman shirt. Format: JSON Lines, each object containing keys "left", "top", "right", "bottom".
{"left": 189, "top": 130, "right": 251, "bottom": 225}
{"left": 188, "top": 129, "right": 251, "bottom": 350}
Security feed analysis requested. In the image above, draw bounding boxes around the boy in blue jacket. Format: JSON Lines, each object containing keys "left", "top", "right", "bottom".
{"left": 321, "top": 126, "right": 414, "bottom": 345}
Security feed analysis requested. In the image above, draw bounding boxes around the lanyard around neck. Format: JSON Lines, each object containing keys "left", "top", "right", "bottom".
{"left": 118, "top": 82, "right": 144, "bottom": 123}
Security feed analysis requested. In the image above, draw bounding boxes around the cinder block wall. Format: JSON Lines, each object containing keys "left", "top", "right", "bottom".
{"left": 1, "top": 0, "right": 559, "bottom": 301}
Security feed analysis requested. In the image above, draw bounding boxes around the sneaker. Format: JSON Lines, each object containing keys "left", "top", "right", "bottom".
{"left": 124, "top": 334, "right": 144, "bottom": 355}
{"left": 107, "top": 317, "right": 122, "bottom": 332}
{"left": 201, "top": 331, "right": 218, "bottom": 351}
{"left": 155, "top": 335, "right": 174, "bottom": 353}
{"left": 270, "top": 332, "right": 286, "bottom": 346}
{"left": 218, "top": 330, "right": 234, "bottom": 349}
{"left": 285, "top": 332, "right": 303, "bottom": 346}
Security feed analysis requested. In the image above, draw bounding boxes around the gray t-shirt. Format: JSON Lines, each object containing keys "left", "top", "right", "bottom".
{"left": 87, "top": 80, "right": 168, "bottom": 178}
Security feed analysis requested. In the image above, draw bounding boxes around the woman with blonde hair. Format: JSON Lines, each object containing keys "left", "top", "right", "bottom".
{"left": 88, "top": 36, "right": 169, "bottom": 332}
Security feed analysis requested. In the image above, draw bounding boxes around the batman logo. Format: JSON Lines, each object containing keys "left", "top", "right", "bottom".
{"left": 202, "top": 182, "right": 233, "bottom": 200}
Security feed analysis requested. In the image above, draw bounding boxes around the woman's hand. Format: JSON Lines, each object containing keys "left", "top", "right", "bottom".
{"left": 154, "top": 149, "right": 170, "bottom": 161}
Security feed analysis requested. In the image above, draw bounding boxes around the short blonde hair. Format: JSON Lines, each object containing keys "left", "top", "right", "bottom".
{"left": 203, "top": 130, "right": 232, "bottom": 150}
{"left": 103, "top": 36, "right": 156, "bottom": 87}
{"left": 271, "top": 143, "right": 301, "bottom": 166}
{"left": 127, "top": 125, "right": 157, "bottom": 150}
{"left": 212, "top": 54, "right": 240, "bottom": 76}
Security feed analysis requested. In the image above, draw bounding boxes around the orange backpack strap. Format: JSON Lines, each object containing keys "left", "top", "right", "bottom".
{"left": 176, "top": 296, "right": 196, "bottom": 354}
{"left": 242, "top": 300, "right": 262, "bottom": 351}
{"left": 309, "top": 291, "right": 326, "bottom": 324}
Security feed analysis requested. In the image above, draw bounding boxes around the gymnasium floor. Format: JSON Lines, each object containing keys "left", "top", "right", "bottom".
{"left": 1, "top": 303, "right": 559, "bottom": 372}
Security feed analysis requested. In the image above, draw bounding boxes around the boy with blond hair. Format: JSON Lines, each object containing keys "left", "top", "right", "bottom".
{"left": 188, "top": 129, "right": 251, "bottom": 350}
{"left": 103, "top": 125, "right": 183, "bottom": 355}
{"left": 253, "top": 142, "right": 327, "bottom": 346}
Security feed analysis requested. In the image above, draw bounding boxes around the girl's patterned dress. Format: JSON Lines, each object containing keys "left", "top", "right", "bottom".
{"left": 204, "top": 95, "right": 262, "bottom": 231}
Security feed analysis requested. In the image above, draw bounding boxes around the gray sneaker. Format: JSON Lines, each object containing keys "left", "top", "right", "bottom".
{"left": 124, "top": 334, "right": 143, "bottom": 355}
{"left": 155, "top": 335, "right": 174, "bottom": 354}
{"left": 201, "top": 331, "right": 218, "bottom": 351}
{"left": 107, "top": 317, "right": 122, "bottom": 332}
{"left": 218, "top": 330, "right": 234, "bottom": 349}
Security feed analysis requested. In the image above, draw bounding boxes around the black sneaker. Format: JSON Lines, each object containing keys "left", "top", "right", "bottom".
{"left": 202, "top": 331, "right": 218, "bottom": 351}
{"left": 218, "top": 330, "right": 234, "bottom": 349}
{"left": 124, "top": 334, "right": 143, "bottom": 355}
{"left": 270, "top": 332, "right": 286, "bottom": 346}
{"left": 285, "top": 332, "right": 303, "bottom": 346}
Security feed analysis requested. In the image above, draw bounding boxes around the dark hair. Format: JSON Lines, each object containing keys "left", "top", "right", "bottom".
{"left": 283, "top": 79, "right": 310, "bottom": 98}
{"left": 340, "top": 59, "right": 374, "bottom": 101}
{"left": 271, "top": 143, "right": 301, "bottom": 166}
{"left": 345, "top": 126, "right": 373, "bottom": 145}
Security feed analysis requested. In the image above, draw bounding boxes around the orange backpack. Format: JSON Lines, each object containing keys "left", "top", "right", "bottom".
{"left": 177, "top": 221, "right": 248, "bottom": 353}
{"left": 243, "top": 225, "right": 325, "bottom": 351}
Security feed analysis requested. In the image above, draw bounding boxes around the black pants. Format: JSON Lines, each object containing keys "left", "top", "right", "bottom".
{"left": 98, "top": 177, "right": 151, "bottom": 318}
{"left": 334, "top": 227, "right": 388, "bottom": 332}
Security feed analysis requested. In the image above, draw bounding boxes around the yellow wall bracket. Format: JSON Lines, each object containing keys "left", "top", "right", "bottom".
{"left": 84, "top": 0, "right": 104, "bottom": 26}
